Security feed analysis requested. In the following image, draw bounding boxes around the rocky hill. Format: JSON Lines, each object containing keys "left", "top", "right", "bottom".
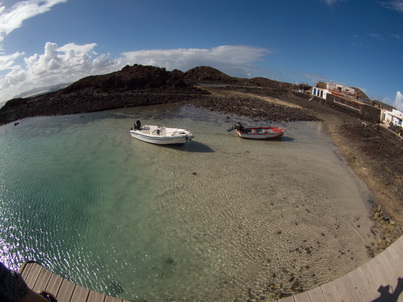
{"left": 0, "top": 65, "right": 202, "bottom": 125}
{"left": 0, "top": 64, "right": 300, "bottom": 125}
{"left": 63, "top": 64, "right": 189, "bottom": 93}
{"left": 182, "top": 66, "right": 240, "bottom": 84}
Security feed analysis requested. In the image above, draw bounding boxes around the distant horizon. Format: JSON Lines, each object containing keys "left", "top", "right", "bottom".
{"left": 0, "top": 0, "right": 402, "bottom": 110}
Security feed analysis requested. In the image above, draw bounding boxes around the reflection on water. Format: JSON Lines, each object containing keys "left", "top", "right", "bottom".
{"left": 0, "top": 104, "right": 378, "bottom": 301}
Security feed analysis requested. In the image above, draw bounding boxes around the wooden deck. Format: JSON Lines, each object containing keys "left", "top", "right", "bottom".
{"left": 19, "top": 262, "right": 130, "bottom": 302}
{"left": 19, "top": 236, "right": 403, "bottom": 302}
{"left": 276, "top": 235, "right": 403, "bottom": 302}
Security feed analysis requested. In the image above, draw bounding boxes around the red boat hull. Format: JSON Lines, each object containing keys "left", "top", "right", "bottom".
{"left": 236, "top": 127, "right": 285, "bottom": 139}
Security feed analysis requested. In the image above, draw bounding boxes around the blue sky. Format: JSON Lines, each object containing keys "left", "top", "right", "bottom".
{"left": 0, "top": 0, "right": 402, "bottom": 110}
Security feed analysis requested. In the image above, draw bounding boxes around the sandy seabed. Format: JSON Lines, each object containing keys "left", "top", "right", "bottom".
{"left": 125, "top": 112, "right": 381, "bottom": 301}
{"left": 3, "top": 99, "right": 398, "bottom": 301}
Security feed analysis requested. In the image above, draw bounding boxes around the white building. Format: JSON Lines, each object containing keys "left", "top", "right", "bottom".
{"left": 312, "top": 81, "right": 356, "bottom": 99}
{"left": 312, "top": 87, "right": 329, "bottom": 99}
{"left": 382, "top": 108, "right": 403, "bottom": 128}
{"left": 326, "top": 82, "right": 356, "bottom": 95}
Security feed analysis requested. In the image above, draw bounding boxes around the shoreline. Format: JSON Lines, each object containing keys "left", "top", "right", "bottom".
{"left": 318, "top": 110, "right": 402, "bottom": 253}
{"left": 194, "top": 87, "right": 403, "bottom": 254}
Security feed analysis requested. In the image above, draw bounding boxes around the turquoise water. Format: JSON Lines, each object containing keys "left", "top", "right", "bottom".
{"left": 0, "top": 104, "right": 378, "bottom": 301}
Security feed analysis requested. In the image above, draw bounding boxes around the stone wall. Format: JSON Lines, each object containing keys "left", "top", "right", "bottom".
{"left": 308, "top": 94, "right": 381, "bottom": 123}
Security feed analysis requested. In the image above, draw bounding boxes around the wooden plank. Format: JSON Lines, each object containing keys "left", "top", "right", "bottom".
{"left": 70, "top": 284, "right": 90, "bottom": 302}
{"left": 396, "top": 236, "right": 403, "bottom": 253}
{"left": 377, "top": 250, "right": 403, "bottom": 299}
{"left": 352, "top": 266, "right": 379, "bottom": 301}
{"left": 320, "top": 282, "right": 341, "bottom": 302}
{"left": 364, "top": 259, "right": 394, "bottom": 300}
{"left": 277, "top": 296, "right": 295, "bottom": 302}
{"left": 389, "top": 243, "right": 403, "bottom": 268}
{"left": 23, "top": 263, "right": 43, "bottom": 288}
{"left": 357, "top": 265, "right": 381, "bottom": 301}
{"left": 341, "top": 272, "right": 364, "bottom": 302}
{"left": 87, "top": 290, "right": 106, "bottom": 302}
{"left": 332, "top": 277, "right": 353, "bottom": 302}
{"left": 57, "top": 278, "right": 76, "bottom": 302}
{"left": 370, "top": 256, "right": 392, "bottom": 285}
{"left": 104, "top": 295, "right": 124, "bottom": 302}
{"left": 18, "top": 262, "right": 131, "bottom": 302}
{"left": 293, "top": 291, "right": 311, "bottom": 302}
{"left": 378, "top": 251, "right": 402, "bottom": 284}
{"left": 18, "top": 261, "right": 33, "bottom": 279}
{"left": 32, "top": 267, "right": 52, "bottom": 292}
{"left": 383, "top": 247, "right": 402, "bottom": 268}
{"left": 388, "top": 237, "right": 403, "bottom": 262}
{"left": 307, "top": 287, "right": 326, "bottom": 302}
{"left": 45, "top": 272, "right": 64, "bottom": 297}
{"left": 381, "top": 248, "right": 402, "bottom": 280}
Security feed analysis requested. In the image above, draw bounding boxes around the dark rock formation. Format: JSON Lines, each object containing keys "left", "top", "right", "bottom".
{"left": 63, "top": 64, "right": 190, "bottom": 93}
{"left": 0, "top": 64, "right": 310, "bottom": 126}
{"left": 183, "top": 66, "right": 239, "bottom": 84}
{"left": 0, "top": 65, "right": 210, "bottom": 125}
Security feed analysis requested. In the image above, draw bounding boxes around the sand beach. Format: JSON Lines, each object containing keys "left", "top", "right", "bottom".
{"left": 196, "top": 86, "right": 403, "bottom": 256}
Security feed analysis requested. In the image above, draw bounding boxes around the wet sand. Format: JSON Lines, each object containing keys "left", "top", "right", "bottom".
{"left": 193, "top": 87, "right": 403, "bottom": 256}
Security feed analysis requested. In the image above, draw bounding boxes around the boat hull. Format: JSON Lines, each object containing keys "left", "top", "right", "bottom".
{"left": 129, "top": 125, "right": 193, "bottom": 145}
{"left": 236, "top": 127, "right": 285, "bottom": 139}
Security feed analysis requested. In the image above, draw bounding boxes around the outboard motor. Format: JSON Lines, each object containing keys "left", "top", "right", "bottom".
{"left": 227, "top": 122, "right": 244, "bottom": 132}
{"left": 135, "top": 120, "right": 141, "bottom": 130}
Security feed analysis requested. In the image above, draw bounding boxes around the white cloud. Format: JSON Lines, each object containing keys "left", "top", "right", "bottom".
{"left": 382, "top": 1, "right": 403, "bottom": 14}
{"left": 0, "top": 43, "right": 272, "bottom": 102}
{"left": 0, "top": 51, "right": 23, "bottom": 71}
{"left": 389, "top": 33, "right": 402, "bottom": 40}
{"left": 0, "top": 0, "right": 67, "bottom": 42}
{"left": 57, "top": 43, "right": 97, "bottom": 56}
{"left": 0, "top": 41, "right": 115, "bottom": 101}
{"left": 3, "top": 65, "right": 26, "bottom": 86}
{"left": 320, "top": 0, "right": 345, "bottom": 6}
{"left": 93, "top": 53, "right": 113, "bottom": 68}
{"left": 120, "top": 45, "right": 271, "bottom": 76}
{"left": 394, "top": 91, "right": 403, "bottom": 111}
{"left": 369, "top": 33, "right": 384, "bottom": 40}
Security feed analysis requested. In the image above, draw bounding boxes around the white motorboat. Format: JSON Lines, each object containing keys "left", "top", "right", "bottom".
{"left": 130, "top": 121, "right": 194, "bottom": 145}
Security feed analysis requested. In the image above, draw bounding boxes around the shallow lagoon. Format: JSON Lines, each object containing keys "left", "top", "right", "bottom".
{"left": 0, "top": 104, "right": 378, "bottom": 301}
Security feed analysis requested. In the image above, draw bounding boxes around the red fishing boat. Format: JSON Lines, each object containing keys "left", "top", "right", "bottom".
{"left": 227, "top": 122, "right": 286, "bottom": 139}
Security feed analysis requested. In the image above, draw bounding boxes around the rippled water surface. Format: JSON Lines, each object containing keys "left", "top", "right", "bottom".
{"left": 0, "top": 104, "right": 378, "bottom": 301}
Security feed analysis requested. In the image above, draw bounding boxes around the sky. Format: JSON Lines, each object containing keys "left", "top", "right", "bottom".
{"left": 0, "top": 0, "right": 402, "bottom": 111}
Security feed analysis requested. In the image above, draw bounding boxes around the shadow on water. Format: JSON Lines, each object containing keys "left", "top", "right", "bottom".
{"left": 279, "top": 136, "right": 295, "bottom": 142}
{"left": 155, "top": 141, "right": 214, "bottom": 153}
{"left": 185, "top": 141, "right": 215, "bottom": 152}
